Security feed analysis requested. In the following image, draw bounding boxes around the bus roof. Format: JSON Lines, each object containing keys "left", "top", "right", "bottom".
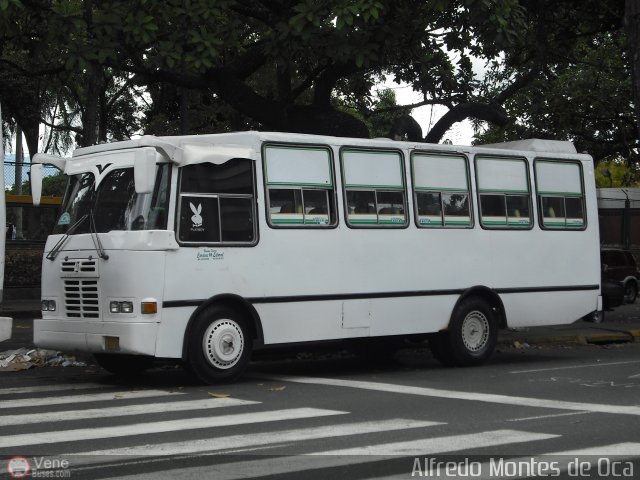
{"left": 70, "top": 131, "right": 586, "bottom": 163}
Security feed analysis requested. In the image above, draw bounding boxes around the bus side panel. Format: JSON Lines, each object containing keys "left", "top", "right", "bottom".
{"left": 257, "top": 301, "right": 357, "bottom": 344}
{"left": 500, "top": 290, "right": 597, "bottom": 328}
{"left": 369, "top": 296, "right": 455, "bottom": 336}
{"left": 155, "top": 306, "right": 192, "bottom": 358}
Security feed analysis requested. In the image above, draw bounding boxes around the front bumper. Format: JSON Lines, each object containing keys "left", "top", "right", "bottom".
{"left": 34, "top": 319, "right": 158, "bottom": 356}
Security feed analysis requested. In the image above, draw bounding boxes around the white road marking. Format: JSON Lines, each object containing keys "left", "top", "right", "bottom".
{"left": 0, "top": 408, "right": 346, "bottom": 449}
{"left": 510, "top": 360, "right": 640, "bottom": 374}
{"left": 550, "top": 443, "right": 640, "bottom": 456}
{"left": 506, "top": 411, "right": 590, "bottom": 422}
{"left": 74, "top": 418, "right": 442, "bottom": 459}
{"left": 0, "top": 398, "right": 258, "bottom": 427}
{"left": 0, "top": 383, "right": 108, "bottom": 396}
{"left": 94, "top": 429, "right": 556, "bottom": 480}
{"left": 264, "top": 375, "right": 640, "bottom": 416}
{"left": 0, "top": 389, "right": 182, "bottom": 409}
{"left": 311, "top": 429, "right": 557, "bottom": 456}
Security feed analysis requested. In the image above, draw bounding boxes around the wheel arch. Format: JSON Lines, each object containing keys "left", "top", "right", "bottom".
{"left": 450, "top": 286, "right": 507, "bottom": 330}
{"left": 181, "top": 294, "right": 264, "bottom": 361}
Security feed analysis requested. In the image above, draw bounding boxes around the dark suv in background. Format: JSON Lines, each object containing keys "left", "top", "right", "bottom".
{"left": 601, "top": 248, "right": 640, "bottom": 306}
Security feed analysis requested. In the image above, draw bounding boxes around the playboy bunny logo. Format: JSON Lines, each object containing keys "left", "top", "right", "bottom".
{"left": 190, "top": 202, "right": 203, "bottom": 227}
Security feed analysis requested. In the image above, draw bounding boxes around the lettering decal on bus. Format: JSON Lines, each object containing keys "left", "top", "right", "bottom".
{"left": 196, "top": 248, "right": 225, "bottom": 261}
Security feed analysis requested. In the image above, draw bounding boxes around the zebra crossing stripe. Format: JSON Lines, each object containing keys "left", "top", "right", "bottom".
{"left": 0, "top": 408, "right": 346, "bottom": 449}
{"left": 311, "top": 429, "right": 558, "bottom": 456}
{"left": 0, "top": 383, "right": 108, "bottom": 396}
{"left": 76, "top": 418, "right": 443, "bottom": 458}
{"left": 264, "top": 375, "right": 640, "bottom": 416}
{"left": 0, "top": 397, "right": 259, "bottom": 427}
{"left": 548, "top": 443, "right": 640, "bottom": 456}
{"left": 0, "top": 389, "right": 182, "bottom": 409}
{"left": 93, "top": 429, "right": 555, "bottom": 480}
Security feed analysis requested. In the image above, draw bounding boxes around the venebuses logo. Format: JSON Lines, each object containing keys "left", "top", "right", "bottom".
{"left": 6, "top": 456, "right": 30, "bottom": 478}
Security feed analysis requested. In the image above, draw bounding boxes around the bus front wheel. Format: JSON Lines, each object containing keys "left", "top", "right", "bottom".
{"left": 431, "top": 297, "right": 497, "bottom": 367}
{"left": 186, "top": 305, "right": 252, "bottom": 384}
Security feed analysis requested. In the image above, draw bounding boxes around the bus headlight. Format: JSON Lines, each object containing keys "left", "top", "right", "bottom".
{"left": 110, "top": 301, "right": 134, "bottom": 314}
{"left": 41, "top": 300, "right": 56, "bottom": 311}
{"left": 121, "top": 301, "right": 134, "bottom": 314}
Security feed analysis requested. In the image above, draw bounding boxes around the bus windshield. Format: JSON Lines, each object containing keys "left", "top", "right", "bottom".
{"left": 53, "top": 163, "right": 171, "bottom": 235}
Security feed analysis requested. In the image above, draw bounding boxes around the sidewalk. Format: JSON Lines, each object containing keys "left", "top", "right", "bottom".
{"left": 1, "top": 299, "right": 640, "bottom": 351}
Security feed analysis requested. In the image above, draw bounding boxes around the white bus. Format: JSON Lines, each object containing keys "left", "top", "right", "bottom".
{"left": 31, "top": 132, "right": 601, "bottom": 383}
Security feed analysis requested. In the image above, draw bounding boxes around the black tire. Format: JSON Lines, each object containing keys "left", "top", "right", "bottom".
{"left": 186, "top": 305, "right": 252, "bottom": 384}
{"left": 624, "top": 282, "right": 637, "bottom": 304}
{"left": 432, "top": 297, "right": 498, "bottom": 367}
{"left": 93, "top": 353, "right": 155, "bottom": 376}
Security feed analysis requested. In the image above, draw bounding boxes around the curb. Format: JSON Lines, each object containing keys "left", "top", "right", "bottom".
{"left": 497, "top": 327, "right": 640, "bottom": 347}
{"left": 628, "top": 329, "right": 640, "bottom": 341}
{"left": 577, "top": 331, "right": 634, "bottom": 345}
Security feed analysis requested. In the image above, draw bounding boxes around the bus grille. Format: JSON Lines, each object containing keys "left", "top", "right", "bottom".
{"left": 61, "top": 259, "right": 97, "bottom": 274}
{"left": 64, "top": 279, "right": 100, "bottom": 318}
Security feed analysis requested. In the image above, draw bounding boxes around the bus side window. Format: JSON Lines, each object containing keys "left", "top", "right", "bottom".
{"left": 476, "top": 156, "right": 532, "bottom": 229}
{"left": 264, "top": 145, "right": 335, "bottom": 227}
{"left": 178, "top": 158, "right": 256, "bottom": 245}
{"left": 535, "top": 160, "right": 585, "bottom": 229}
{"left": 342, "top": 149, "right": 407, "bottom": 228}
{"left": 412, "top": 153, "right": 472, "bottom": 228}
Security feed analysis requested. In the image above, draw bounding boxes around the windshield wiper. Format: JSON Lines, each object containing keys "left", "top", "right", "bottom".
{"left": 89, "top": 211, "right": 109, "bottom": 260}
{"left": 46, "top": 214, "right": 89, "bottom": 261}
{"left": 46, "top": 211, "right": 109, "bottom": 261}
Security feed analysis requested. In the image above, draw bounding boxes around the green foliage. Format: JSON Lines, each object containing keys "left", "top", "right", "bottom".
{"left": 0, "top": 0, "right": 635, "bottom": 152}
{"left": 7, "top": 172, "right": 67, "bottom": 197}
{"left": 595, "top": 160, "right": 640, "bottom": 188}
{"left": 474, "top": 2, "right": 633, "bottom": 164}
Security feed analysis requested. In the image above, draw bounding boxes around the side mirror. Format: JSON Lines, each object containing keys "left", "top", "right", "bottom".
{"left": 134, "top": 150, "right": 156, "bottom": 194}
{"left": 31, "top": 164, "right": 43, "bottom": 206}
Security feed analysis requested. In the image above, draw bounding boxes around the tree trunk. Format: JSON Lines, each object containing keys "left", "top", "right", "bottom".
{"left": 626, "top": 0, "right": 640, "bottom": 141}
{"left": 80, "top": 71, "right": 103, "bottom": 147}
{"left": 14, "top": 127, "right": 23, "bottom": 239}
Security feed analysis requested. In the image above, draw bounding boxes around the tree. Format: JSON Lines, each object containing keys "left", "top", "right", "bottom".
{"left": 626, "top": 0, "right": 640, "bottom": 141}
{"left": 474, "top": 1, "right": 635, "bottom": 165}
{"left": 595, "top": 159, "right": 640, "bottom": 188}
{"left": 0, "top": 0, "right": 634, "bottom": 152}
{"left": 0, "top": 0, "right": 531, "bottom": 143}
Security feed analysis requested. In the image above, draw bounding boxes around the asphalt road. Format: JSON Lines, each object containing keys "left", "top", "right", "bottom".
{"left": 1, "top": 338, "right": 640, "bottom": 479}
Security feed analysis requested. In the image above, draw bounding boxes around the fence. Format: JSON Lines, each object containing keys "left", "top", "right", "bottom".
{"left": 4, "top": 161, "right": 63, "bottom": 243}
{"left": 4, "top": 161, "right": 61, "bottom": 193}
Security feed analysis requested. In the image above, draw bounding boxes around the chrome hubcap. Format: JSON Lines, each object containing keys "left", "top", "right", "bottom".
{"left": 461, "top": 311, "right": 489, "bottom": 352}
{"left": 202, "top": 319, "right": 244, "bottom": 369}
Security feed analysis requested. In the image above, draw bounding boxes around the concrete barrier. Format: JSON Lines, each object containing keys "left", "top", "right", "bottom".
{"left": 0, "top": 317, "right": 12, "bottom": 342}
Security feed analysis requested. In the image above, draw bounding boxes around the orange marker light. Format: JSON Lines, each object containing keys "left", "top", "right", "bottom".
{"left": 141, "top": 302, "right": 158, "bottom": 314}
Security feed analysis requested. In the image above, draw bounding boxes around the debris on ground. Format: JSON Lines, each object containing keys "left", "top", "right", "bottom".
{"left": 208, "top": 392, "right": 231, "bottom": 398}
{"left": 0, "top": 348, "right": 86, "bottom": 372}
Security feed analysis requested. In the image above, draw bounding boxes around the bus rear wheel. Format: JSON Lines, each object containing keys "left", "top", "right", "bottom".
{"left": 431, "top": 297, "right": 497, "bottom": 367}
{"left": 186, "top": 305, "right": 252, "bottom": 384}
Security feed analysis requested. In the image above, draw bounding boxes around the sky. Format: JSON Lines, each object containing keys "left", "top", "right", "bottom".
{"left": 389, "top": 82, "right": 476, "bottom": 145}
